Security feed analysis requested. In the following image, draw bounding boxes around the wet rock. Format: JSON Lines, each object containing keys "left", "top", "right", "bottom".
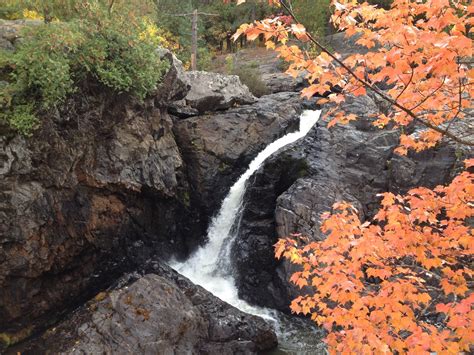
{"left": 12, "top": 263, "right": 277, "bottom": 355}
{"left": 232, "top": 94, "right": 463, "bottom": 310}
{"left": 173, "top": 92, "right": 315, "bottom": 224}
{"left": 183, "top": 71, "right": 256, "bottom": 113}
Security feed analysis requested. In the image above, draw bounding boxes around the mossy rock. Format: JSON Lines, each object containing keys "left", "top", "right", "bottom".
{"left": 0, "top": 325, "right": 34, "bottom": 349}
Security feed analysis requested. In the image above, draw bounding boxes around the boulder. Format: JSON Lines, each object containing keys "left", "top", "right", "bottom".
{"left": 261, "top": 72, "right": 305, "bottom": 94}
{"left": 183, "top": 71, "right": 256, "bottom": 113}
{"left": 11, "top": 263, "right": 277, "bottom": 355}
{"left": 232, "top": 94, "right": 464, "bottom": 310}
{"left": 155, "top": 48, "right": 191, "bottom": 105}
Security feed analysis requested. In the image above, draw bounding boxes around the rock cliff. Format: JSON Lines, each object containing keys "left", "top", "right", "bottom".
{"left": 0, "top": 17, "right": 325, "bottom": 350}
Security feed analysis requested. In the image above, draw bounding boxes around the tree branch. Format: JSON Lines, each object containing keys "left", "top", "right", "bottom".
{"left": 278, "top": 0, "right": 474, "bottom": 147}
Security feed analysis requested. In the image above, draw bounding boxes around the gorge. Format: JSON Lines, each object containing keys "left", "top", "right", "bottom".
{"left": 172, "top": 109, "right": 323, "bottom": 353}
{"left": 1, "top": 18, "right": 471, "bottom": 354}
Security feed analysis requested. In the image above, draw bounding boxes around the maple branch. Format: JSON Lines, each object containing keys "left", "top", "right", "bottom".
{"left": 278, "top": 0, "right": 474, "bottom": 147}
{"left": 395, "top": 68, "right": 414, "bottom": 102}
{"left": 417, "top": 294, "right": 441, "bottom": 320}
{"left": 409, "top": 77, "right": 446, "bottom": 111}
{"left": 398, "top": 264, "right": 442, "bottom": 281}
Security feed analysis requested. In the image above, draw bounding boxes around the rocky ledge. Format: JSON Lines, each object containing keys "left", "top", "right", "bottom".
{"left": 9, "top": 262, "right": 277, "bottom": 355}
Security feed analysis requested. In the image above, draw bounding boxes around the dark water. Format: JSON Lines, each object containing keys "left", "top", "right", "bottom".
{"left": 265, "top": 312, "right": 327, "bottom": 355}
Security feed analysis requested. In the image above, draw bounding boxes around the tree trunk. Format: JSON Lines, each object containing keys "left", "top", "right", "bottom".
{"left": 191, "top": 9, "right": 198, "bottom": 71}
{"left": 226, "top": 34, "right": 232, "bottom": 53}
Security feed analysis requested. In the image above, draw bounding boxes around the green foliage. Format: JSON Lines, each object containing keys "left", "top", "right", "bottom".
{"left": 225, "top": 56, "right": 268, "bottom": 97}
{"left": 154, "top": 0, "right": 275, "bottom": 67}
{"left": 197, "top": 47, "right": 214, "bottom": 71}
{"left": 292, "top": 0, "right": 332, "bottom": 38}
{"left": 2, "top": 104, "right": 39, "bottom": 136}
{"left": 233, "top": 65, "right": 268, "bottom": 98}
{"left": 0, "top": 1, "right": 169, "bottom": 136}
{"left": 225, "top": 55, "right": 235, "bottom": 73}
{"left": 9, "top": 23, "right": 80, "bottom": 108}
{"left": 276, "top": 58, "right": 290, "bottom": 72}
{"left": 1, "top": 0, "right": 158, "bottom": 22}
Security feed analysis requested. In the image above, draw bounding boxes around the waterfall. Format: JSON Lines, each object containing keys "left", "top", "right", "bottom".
{"left": 171, "top": 110, "right": 321, "bottom": 321}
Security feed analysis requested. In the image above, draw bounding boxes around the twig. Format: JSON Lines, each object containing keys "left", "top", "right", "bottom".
{"left": 277, "top": 0, "right": 474, "bottom": 147}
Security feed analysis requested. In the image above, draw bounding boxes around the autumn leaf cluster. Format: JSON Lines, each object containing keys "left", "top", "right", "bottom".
{"left": 232, "top": 0, "right": 473, "bottom": 353}
{"left": 233, "top": 0, "right": 473, "bottom": 153}
{"left": 275, "top": 160, "right": 474, "bottom": 353}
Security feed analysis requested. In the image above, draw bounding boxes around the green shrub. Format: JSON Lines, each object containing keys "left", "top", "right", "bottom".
{"left": 8, "top": 23, "right": 81, "bottom": 109}
{"left": 223, "top": 56, "right": 268, "bottom": 97}
{"left": 232, "top": 64, "right": 268, "bottom": 98}
{"left": 3, "top": 104, "right": 39, "bottom": 136}
{"left": 276, "top": 58, "right": 290, "bottom": 72}
{"left": 197, "top": 47, "right": 214, "bottom": 71}
{"left": 224, "top": 55, "right": 234, "bottom": 73}
{"left": 0, "top": 3, "right": 169, "bottom": 136}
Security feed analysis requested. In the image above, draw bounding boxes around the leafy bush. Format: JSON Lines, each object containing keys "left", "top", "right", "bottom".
{"left": 0, "top": 2, "right": 169, "bottom": 135}
{"left": 232, "top": 64, "right": 268, "bottom": 97}
{"left": 224, "top": 56, "right": 268, "bottom": 97}
{"left": 197, "top": 47, "right": 215, "bottom": 71}
{"left": 8, "top": 23, "right": 80, "bottom": 109}
{"left": 3, "top": 104, "right": 38, "bottom": 136}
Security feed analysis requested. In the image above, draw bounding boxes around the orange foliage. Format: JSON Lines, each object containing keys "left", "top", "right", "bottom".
{"left": 275, "top": 160, "right": 474, "bottom": 353}
{"left": 233, "top": 0, "right": 474, "bottom": 353}
{"left": 233, "top": 0, "right": 473, "bottom": 152}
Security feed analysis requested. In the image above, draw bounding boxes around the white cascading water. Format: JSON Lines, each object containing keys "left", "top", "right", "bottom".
{"left": 171, "top": 110, "right": 321, "bottom": 326}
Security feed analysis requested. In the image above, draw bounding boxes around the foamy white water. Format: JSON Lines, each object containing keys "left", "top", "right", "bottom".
{"left": 171, "top": 110, "right": 321, "bottom": 322}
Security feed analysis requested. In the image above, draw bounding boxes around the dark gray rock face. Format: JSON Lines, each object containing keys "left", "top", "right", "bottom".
{"left": 182, "top": 71, "right": 257, "bottom": 114}
{"left": 232, "top": 95, "right": 463, "bottom": 311}
{"left": 173, "top": 92, "right": 316, "bottom": 224}
{"left": 0, "top": 31, "right": 199, "bottom": 338}
{"left": 262, "top": 72, "right": 305, "bottom": 94}
{"left": 0, "top": 19, "right": 42, "bottom": 50}
{"left": 0, "top": 90, "right": 200, "bottom": 338}
{"left": 12, "top": 263, "right": 277, "bottom": 355}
